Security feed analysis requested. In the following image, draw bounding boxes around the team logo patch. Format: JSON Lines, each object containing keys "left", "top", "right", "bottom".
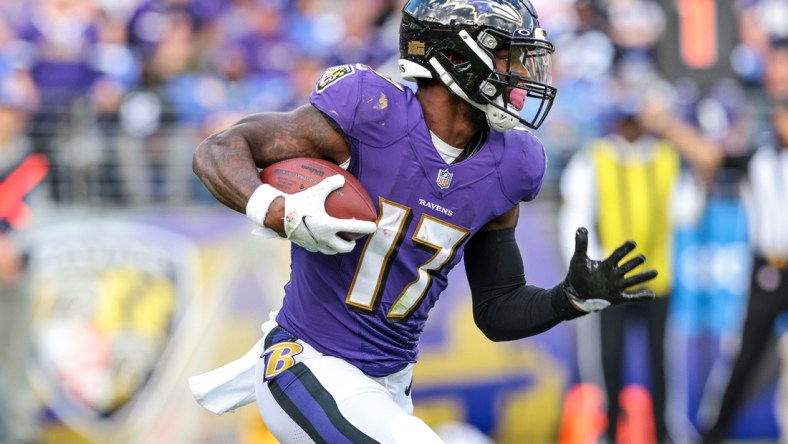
{"left": 263, "top": 342, "right": 304, "bottom": 380}
{"left": 316, "top": 65, "right": 355, "bottom": 94}
{"left": 437, "top": 169, "right": 454, "bottom": 189}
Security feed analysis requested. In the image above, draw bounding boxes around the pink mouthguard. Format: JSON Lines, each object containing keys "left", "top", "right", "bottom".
{"left": 509, "top": 89, "right": 527, "bottom": 111}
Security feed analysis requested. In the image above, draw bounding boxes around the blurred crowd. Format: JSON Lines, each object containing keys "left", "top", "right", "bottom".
{"left": 0, "top": 0, "right": 784, "bottom": 205}
{"left": 0, "top": 0, "right": 402, "bottom": 205}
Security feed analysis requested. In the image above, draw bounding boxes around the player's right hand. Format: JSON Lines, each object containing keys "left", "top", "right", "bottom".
{"left": 563, "top": 227, "right": 658, "bottom": 313}
{"left": 283, "top": 175, "right": 377, "bottom": 255}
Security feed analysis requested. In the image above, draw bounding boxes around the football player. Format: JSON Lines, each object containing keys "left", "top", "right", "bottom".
{"left": 190, "top": 0, "right": 658, "bottom": 442}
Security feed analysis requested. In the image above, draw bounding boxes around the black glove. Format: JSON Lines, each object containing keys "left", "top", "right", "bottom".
{"left": 564, "top": 227, "right": 658, "bottom": 312}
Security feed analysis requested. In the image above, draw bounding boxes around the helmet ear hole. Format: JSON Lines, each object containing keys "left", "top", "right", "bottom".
{"left": 443, "top": 50, "right": 468, "bottom": 66}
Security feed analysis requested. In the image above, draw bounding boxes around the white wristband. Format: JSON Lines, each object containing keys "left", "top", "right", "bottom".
{"left": 245, "top": 184, "right": 285, "bottom": 238}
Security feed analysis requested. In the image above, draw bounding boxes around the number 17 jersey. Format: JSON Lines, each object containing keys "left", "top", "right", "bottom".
{"left": 275, "top": 64, "right": 547, "bottom": 377}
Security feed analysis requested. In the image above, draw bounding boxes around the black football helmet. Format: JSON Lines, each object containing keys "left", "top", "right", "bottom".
{"left": 399, "top": 0, "right": 557, "bottom": 131}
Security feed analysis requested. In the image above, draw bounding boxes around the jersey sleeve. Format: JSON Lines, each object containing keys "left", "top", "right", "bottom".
{"left": 309, "top": 64, "right": 413, "bottom": 148}
{"left": 309, "top": 65, "right": 362, "bottom": 136}
{"left": 498, "top": 128, "right": 547, "bottom": 203}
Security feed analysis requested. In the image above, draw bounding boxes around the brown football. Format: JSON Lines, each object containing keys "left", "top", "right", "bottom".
{"left": 260, "top": 158, "right": 377, "bottom": 241}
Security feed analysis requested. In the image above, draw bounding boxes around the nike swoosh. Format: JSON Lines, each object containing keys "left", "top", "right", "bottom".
{"left": 300, "top": 216, "right": 319, "bottom": 244}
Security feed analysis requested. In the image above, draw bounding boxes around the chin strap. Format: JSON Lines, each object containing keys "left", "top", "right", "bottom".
{"left": 485, "top": 102, "right": 519, "bottom": 132}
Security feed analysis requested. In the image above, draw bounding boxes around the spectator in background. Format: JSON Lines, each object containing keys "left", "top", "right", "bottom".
{"left": 0, "top": 67, "right": 46, "bottom": 444}
{"left": 121, "top": 0, "right": 203, "bottom": 204}
{"left": 213, "top": 0, "right": 293, "bottom": 77}
{"left": 559, "top": 57, "right": 746, "bottom": 443}
{"left": 702, "top": 37, "right": 788, "bottom": 444}
{"left": 535, "top": 0, "right": 617, "bottom": 195}
{"left": 605, "top": 0, "right": 665, "bottom": 61}
{"left": 90, "top": 4, "right": 141, "bottom": 202}
{"left": 559, "top": 67, "right": 679, "bottom": 443}
{"left": 0, "top": 12, "right": 41, "bottom": 441}
{"left": 548, "top": 0, "right": 616, "bottom": 147}
{"left": 22, "top": 0, "right": 104, "bottom": 202}
{"left": 695, "top": 78, "right": 751, "bottom": 156}
{"left": 638, "top": 36, "right": 788, "bottom": 444}
{"left": 327, "top": 0, "right": 392, "bottom": 67}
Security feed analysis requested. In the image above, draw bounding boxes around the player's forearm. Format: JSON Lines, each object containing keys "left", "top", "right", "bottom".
{"left": 659, "top": 119, "right": 723, "bottom": 170}
{"left": 193, "top": 131, "right": 263, "bottom": 214}
{"left": 639, "top": 102, "right": 723, "bottom": 172}
{"left": 472, "top": 283, "right": 581, "bottom": 341}
{"left": 464, "top": 229, "right": 583, "bottom": 342}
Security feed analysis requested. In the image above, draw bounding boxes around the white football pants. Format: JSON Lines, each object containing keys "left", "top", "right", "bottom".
{"left": 254, "top": 320, "right": 444, "bottom": 444}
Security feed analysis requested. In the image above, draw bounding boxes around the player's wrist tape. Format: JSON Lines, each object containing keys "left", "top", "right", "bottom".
{"left": 246, "top": 184, "right": 285, "bottom": 238}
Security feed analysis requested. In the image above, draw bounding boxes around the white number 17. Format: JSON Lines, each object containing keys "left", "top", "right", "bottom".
{"left": 345, "top": 198, "right": 470, "bottom": 321}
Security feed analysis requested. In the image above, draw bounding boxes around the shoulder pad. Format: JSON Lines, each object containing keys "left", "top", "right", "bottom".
{"left": 310, "top": 64, "right": 417, "bottom": 148}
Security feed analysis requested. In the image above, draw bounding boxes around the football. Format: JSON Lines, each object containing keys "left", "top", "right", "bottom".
{"left": 260, "top": 158, "right": 377, "bottom": 241}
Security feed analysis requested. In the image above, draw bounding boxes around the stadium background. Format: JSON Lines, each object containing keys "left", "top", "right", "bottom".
{"left": 0, "top": 0, "right": 785, "bottom": 443}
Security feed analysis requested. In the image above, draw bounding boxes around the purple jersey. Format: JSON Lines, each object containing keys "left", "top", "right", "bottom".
{"left": 275, "top": 64, "right": 546, "bottom": 377}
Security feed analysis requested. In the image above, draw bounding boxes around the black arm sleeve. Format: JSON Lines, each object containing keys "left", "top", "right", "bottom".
{"left": 464, "top": 229, "right": 584, "bottom": 342}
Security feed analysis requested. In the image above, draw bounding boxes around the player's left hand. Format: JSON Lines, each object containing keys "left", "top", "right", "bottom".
{"left": 563, "top": 227, "right": 657, "bottom": 313}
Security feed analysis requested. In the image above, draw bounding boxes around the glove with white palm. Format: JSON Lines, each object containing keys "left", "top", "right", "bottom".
{"left": 246, "top": 175, "right": 377, "bottom": 255}
{"left": 283, "top": 175, "right": 376, "bottom": 254}
{"left": 564, "top": 227, "right": 658, "bottom": 312}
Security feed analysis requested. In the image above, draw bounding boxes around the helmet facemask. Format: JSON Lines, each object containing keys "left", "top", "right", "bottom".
{"left": 474, "top": 29, "right": 556, "bottom": 130}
